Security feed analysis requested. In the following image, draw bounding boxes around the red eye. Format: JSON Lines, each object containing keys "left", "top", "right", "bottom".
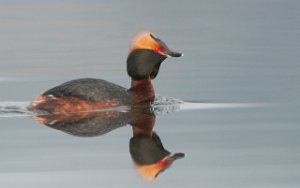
{"left": 153, "top": 47, "right": 160, "bottom": 53}
{"left": 157, "top": 159, "right": 164, "bottom": 166}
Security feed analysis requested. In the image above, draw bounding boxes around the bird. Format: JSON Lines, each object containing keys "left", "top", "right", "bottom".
{"left": 28, "top": 31, "right": 182, "bottom": 114}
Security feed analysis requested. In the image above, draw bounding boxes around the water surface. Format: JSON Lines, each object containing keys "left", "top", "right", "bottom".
{"left": 0, "top": 0, "right": 300, "bottom": 188}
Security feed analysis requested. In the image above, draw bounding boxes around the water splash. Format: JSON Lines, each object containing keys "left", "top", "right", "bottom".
{"left": 0, "top": 101, "right": 33, "bottom": 118}
{"left": 151, "top": 96, "right": 183, "bottom": 116}
{"left": 151, "top": 96, "right": 260, "bottom": 116}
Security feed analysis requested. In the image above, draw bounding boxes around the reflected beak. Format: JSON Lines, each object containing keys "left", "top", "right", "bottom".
{"left": 169, "top": 153, "right": 185, "bottom": 161}
{"left": 158, "top": 153, "right": 185, "bottom": 169}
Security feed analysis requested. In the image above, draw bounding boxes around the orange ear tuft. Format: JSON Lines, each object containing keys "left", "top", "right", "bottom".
{"left": 133, "top": 161, "right": 162, "bottom": 181}
{"left": 129, "top": 31, "right": 160, "bottom": 52}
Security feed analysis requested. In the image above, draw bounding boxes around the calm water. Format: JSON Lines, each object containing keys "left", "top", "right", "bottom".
{"left": 0, "top": 0, "right": 300, "bottom": 187}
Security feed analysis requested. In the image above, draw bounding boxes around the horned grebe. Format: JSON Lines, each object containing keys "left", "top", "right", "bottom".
{"left": 29, "top": 31, "right": 182, "bottom": 114}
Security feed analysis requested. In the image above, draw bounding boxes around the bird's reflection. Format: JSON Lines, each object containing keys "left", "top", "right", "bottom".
{"left": 35, "top": 110, "right": 131, "bottom": 137}
{"left": 33, "top": 103, "right": 184, "bottom": 181}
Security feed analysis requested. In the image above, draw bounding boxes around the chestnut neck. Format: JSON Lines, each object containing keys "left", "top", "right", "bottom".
{"left": 131, "top": 112, "right": 156, "bottom": 137}
{"left": 129, "top": 77, "right": 155, "bottom": 104}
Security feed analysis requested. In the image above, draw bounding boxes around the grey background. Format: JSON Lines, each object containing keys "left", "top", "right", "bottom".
{"left": 0, "top": 0, "right": 299, "bottom": 187}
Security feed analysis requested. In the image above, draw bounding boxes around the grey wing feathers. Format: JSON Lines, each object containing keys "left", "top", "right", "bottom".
{"left": 42, "top": 78, "right": 131, "bottom": 103}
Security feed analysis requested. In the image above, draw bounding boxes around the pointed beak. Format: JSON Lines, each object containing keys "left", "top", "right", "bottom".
{"left": 169, "top": 153, "right": 185, "bottom": 161}
{"left": 164, "top": 50, "right": 183, "bottom": 57}
{"left": 159, "top": 153, "right": 185, "bottom": 168}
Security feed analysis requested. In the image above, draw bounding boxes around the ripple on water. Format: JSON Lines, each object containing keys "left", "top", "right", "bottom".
{"left": 0, "top": 98, "right": 259, "bottom": 118}
{"left": 0, "top": 101, "right": 33, "bottom": 118}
